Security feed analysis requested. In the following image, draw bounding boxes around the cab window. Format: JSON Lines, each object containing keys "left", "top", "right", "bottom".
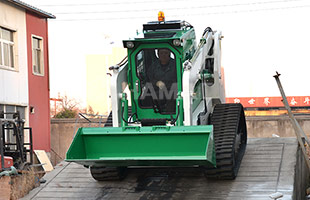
{"left": 135, "top": 48, "right": 177, "bottom": 114}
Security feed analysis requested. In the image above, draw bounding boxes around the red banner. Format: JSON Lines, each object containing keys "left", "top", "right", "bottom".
{"left": 226, "top": 96, "right": 310, "bottom": 108}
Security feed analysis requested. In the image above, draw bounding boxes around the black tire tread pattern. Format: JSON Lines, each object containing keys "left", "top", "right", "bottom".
{"left": 204, "top": 103, "right": 247, "bottom": 180}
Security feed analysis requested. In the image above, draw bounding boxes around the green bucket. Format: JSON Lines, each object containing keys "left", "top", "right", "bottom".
{"left": 66, "top": 125, "right": 215, "bottom": 167}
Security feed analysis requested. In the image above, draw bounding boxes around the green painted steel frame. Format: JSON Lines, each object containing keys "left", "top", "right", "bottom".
{"left": 66, "top": 125, "right": 216, "bottom": 167}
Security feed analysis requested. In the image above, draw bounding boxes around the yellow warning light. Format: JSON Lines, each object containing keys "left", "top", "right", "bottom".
{"left": 158, "top": 11, "right": 165, "bottom": 22}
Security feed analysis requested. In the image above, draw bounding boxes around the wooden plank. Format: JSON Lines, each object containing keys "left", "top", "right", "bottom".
{"left": 237, "top": 171, "right": 279, "bottom": 177}
{"left": 36, "top": 192, "right": 98, "bottom": 198}
{"left": 242, "top": 154, "right": 282, "bottom": 159}
{"left": 51, "top": 177, "right": 96, "bottom": 183}
{"left": 40, "top": 187, "right": 102, "bottom": 192}
{"left": 34, "top": 150, "right": 54, "bottom": 172}
{"left": 30, "top": 198, "right": 77, "bottom": 200}
{"left": 56, "top": 173, "right": 93, "bottom": 178}
{"left": 64, "top": 164, "right": 88, "bottom": 169}
{"left": 241, "top": 158, "right": 281, "bottom": 162}
{"left": 60, "top": 168, "right": 91, "bottom": 173}
{"left": 239, "top": 162, "right": 280, "bottom": 167}
{"left": 239, "top": 166, "right": 279, "bottom": 172}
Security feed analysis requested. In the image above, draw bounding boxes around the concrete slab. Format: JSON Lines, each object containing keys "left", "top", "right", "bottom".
{"left": 22, "top": 138, "right": 308, "bottom": 200}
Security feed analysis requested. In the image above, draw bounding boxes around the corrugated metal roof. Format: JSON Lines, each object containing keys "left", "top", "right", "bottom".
{"left": 3, "top": 0, "right": 56, "bottom": 19}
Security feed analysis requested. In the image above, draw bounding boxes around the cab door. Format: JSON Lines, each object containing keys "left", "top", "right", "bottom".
{"left": 130, "top": 44, "right": 181, "bottom": 120}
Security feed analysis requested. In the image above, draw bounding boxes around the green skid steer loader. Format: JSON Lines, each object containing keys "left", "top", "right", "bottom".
{"left": 66, "top": 13, "right": 247, "bottom": 181}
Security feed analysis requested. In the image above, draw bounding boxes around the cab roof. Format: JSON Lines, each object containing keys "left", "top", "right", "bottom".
{"left": 123, "top": 20, "right": 194, "bottom": 46}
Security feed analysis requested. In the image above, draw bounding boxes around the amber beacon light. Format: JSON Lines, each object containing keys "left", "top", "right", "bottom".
{"left": 158, "top": 11, "right": 165, "bottom": 22}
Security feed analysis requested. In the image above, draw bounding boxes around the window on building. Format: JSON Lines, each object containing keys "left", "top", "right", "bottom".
{"left": 0, "top": 27, "right": 14, "bottom": 68}
{"left": 16, "top": 106, "right": 26, "bottom": 120}
{"left": 32, "top": 36, "right": 44, "bottom": 75}
{"left": 0, "top": 104, "right": 26, "bottom": 120}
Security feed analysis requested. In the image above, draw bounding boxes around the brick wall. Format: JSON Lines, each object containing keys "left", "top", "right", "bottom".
{"left": 0, "top": 176, "right": 11, "bottom": 200}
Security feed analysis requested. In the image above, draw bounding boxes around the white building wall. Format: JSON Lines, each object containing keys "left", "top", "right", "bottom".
{"left": 0, "top": 1, "right": 28, "bottom": 106}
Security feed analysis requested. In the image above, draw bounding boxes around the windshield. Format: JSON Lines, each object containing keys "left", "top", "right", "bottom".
{"left": 135, "top": 48, "right": 178, "bottom": 114}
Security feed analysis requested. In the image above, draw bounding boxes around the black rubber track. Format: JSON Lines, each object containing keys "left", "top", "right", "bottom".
{"left": 90, "top": 166, "right": 128, "bottom": 181}
{"left": 89, "top": 108, "right": 132, "bottom": 181}
{"left": 204, "top": 103, "right": 247, "bottom": 180}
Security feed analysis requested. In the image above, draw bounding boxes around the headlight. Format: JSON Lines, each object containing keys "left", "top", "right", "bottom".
{"left": 126, "top": 42, "right": 134, "bottom": 48}
{"left": 173, "top": 39, "right": 181, "bottom": 46}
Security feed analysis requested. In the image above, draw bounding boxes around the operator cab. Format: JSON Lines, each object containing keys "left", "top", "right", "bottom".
{"left": 123, "top": 13, "right": 196, "bottom": 125}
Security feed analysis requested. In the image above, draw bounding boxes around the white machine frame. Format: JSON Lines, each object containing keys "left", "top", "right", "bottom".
{"left": 182, "top": 30, "right": 225, "bottom": 126}
{"left": 110, "top": 64, "right": 128, "bottom": 127}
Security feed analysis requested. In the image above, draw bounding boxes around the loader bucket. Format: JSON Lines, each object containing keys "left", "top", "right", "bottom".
{"left": 66, "top": 125, "right": 216, "bottom": 167}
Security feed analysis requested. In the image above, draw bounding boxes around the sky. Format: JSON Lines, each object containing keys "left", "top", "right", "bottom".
{"left": 24, "top": 0, "right": 310, "bottom": 106}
